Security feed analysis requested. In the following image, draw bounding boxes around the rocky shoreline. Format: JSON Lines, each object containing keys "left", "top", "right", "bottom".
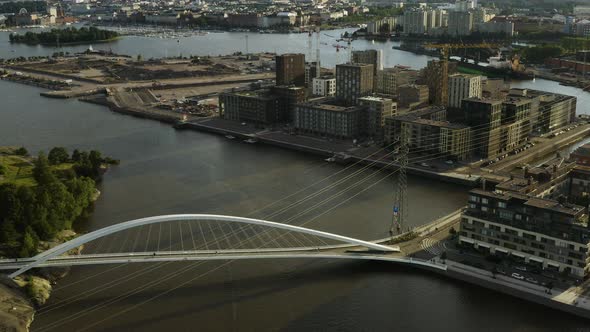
{"left": 0, "top": 189, "right": 100, "bottom": 332}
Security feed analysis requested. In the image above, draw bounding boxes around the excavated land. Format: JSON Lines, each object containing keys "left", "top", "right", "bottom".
{"left": 9, "top": 52, "right": 275, "bottom": 84}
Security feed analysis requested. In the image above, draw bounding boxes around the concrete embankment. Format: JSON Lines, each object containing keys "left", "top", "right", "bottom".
{"left": 178, "top": 121, "right": 479, "bottom": 186}
{"left": 436, "top": 263, "right": 590, "bottom": 320}
{"left": 376, "top": 208, "right": 590, "bottom": 321}
{"left": 0, "top": 76, "right": 70, "bottom": 91}
{"left": 41, "top": 88, "right": 107, "bottom": 99}
{"left": 3, "top": 65, "right": 103, "bottom": 85}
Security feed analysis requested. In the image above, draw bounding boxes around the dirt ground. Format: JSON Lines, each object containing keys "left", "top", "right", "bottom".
{"left": 0, "top": 282, "right": 34, "bottom": 332}
{"left": 14, "top": 53, "right": 275, "bottom": 84}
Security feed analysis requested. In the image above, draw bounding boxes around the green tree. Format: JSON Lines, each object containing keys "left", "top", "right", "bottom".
{"left": 0, "top": 219, "right": 19, "bottom": 248}
{"left": 522, "top": 45, "right": 564, "bottom": 64}
{"left": 14, "top": 147, "right": 28, "bottom": 156}
{"left": 88, "top": 150, "right": 102, "bottom": 169}
{"left": 71, "top": 149, "right": 82, "bottom": 163}
{"left": 48, "top": 147, "right": 69, "bottom": 165}
{"left": 19, "top": 229, "right": 37, "bottom": 257}
{"left": 32, "top": 153, "right": 56, "bottom": 185}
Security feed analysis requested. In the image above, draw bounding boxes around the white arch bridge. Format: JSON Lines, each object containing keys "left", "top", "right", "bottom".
{"left": 0, "top": 214, "right": 447, "bottom": 278}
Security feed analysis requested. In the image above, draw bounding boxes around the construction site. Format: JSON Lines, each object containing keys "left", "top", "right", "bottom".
{"left": 0, "top": 51, "right": 277, "bottom": 122}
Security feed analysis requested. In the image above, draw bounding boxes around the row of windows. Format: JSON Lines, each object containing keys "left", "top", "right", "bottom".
{"left": 463, "top": 220, "right": 589, "bottom": 254}
{"left": 462, "top": 231, "right": 588, "bottom": 268}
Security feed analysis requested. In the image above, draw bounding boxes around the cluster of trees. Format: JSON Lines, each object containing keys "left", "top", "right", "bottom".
{"left": 0, "top": 1, "right": 46, "bottom": 15}
{"left": 0, "top": 148, "right": 116, "bottom": 258}
{"left": 561, "top": 37, "right": 590, "bottom": 52}
{"left": 521, "top": 45, "right": 563, "bottom": 64}
{"left": 9, "top": 27, "right": 119, "bottom": 45}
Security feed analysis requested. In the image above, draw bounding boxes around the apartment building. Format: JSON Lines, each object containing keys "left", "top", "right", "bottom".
{"left": 276, "top": 53, "right": 305, "bottom": 87}
{"left": 219, "top": 90, "right": 280, "bottom": 124}
{"left": 448, "top": 74, "right": 483, "bottom": 109}
{"left": 293, "top": 98, "right": 365, "bottom": 138}
{"left": 375, "top": 67, "right": 419, "bottom": 96}
{"left": 335, "top": 63, "right": 374, "bottom": 106}
{"left": 359, "top": 96, "right": 396, "bottom": 140}
{"left": 460, "top": 189, "right": 590, "bottom": 278}
{"left": 312, "top": 76, "right": 336, "bottom": 97}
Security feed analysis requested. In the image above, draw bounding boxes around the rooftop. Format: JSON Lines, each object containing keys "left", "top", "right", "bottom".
{"left": 297, "top": 98, "right": 363, "bottom": 112}
{"left": 463, "top": 97, "right": 503, "bottom": 105}
{"left": 470, "top": 189, "right": 585, "bottom": 217}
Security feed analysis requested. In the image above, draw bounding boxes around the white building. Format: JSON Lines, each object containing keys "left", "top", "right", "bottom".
{"left": 448, "top": 74, "right": 482, "bottom": 108}
{"left": 403, "top": 9, "right": 428, "bottom": 35}
{"left": 427, "top": 9, "right": 447, "bottom": 30}
{"left": 448, "top": 10, "right": 473, "bottom": 36}
{"left": 472, "top": 7, "right": 494, "bottom": 24}
{"left": 574, "top": 5, "right": 590, "bottom": 19}
{"left": 455, "top": 0, "right": 475, "bottom": 12}
{"left": 366, "top": 0, "right": 404, "bottom": 8}
{"left": 576, "top": 19, "right": 590, "bottom": 37}
{"left": 367, "top": 16, "right": 399, "bottom": 34}
{"left": 312, "top": 76, "right": 336, "bottom": 96}
{"left": 476, "top": 21, "right": 514, "bottom": 36}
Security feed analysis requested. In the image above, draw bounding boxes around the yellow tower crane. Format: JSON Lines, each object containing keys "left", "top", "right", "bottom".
{"left": 423, "top": 43, "right": 500, "bottom": 107}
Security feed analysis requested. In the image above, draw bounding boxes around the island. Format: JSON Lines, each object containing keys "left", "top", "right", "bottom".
{"left": 0, "top": 146, "right": 118, "bottom": 331}
{"left": 8, "top": 27, "right": 119, "bottom": 45}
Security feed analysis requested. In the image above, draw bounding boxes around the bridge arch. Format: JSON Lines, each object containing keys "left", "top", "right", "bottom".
{"left": 9, "top": 214, "right": 395, "bottom": 278}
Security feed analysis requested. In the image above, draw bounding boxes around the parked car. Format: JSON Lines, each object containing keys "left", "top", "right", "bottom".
{"left": 515, "top": 266, "right": 527, "bottom": 272}
{"left": 511, "top": 273, "right": 525, "bottom": 280}
{"left": 526, "top": 277, "right": 539, "bottom": 284}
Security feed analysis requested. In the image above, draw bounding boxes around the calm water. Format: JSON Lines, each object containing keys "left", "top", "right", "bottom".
{"left": 0, "top": 28, "right": 430, "bottom": 69}
{"left": 0, "top": 32, "right": 589, "bottom": 330}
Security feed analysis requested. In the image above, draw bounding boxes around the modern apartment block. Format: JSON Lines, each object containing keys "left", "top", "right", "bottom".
{"left": 462, "top": 98, "right": 502, "bottom": 159}
{"left": 501, "top": 97, "right": 532, "bottom": 150}
{"left": 459, "top": 189, "right": 590, "bottom": 278}
{"left": 402, "top": 8, "right": 446, "bottom": 35}
{"left": 374, "top": 67, "right": 419, "bottom": 96}
{"left": 293, "top": 98, "right": 365, "bottom": 139}
{"left": 422, "top": 60, "right": 456, "bottom": 106}
{"left": 352, "top": 49, "right": 383, "bottom": 75}
{"left": 448, "top": 74, "right": 482, "bottom": 109}
{"left": 386, "top": 113, "right": 471, "bottom": 161}
{"left": 335, "top": 63, "right": 374, "bottom": 106}
{"left": 276, "top": 53, "right": 305, "bottom": 86}
{"left": 358, "top": 96, "right": 396, "bottom": 140}
{"left": 402, "top": 9, "right": 428, "bottom": 35}
{"left": 219, "top": 90, "right": 280, "bottom": 124}
{"left": 507, "top": 89, "right": 577, "bottom": 134}
{"left": 270, "top": 85, "right": 307, "bottom": 122}
{"left": 304, "top": 62, "right": 319, "bottom": 87}
{"left": 398, "top": 84, "right": 429, "bottom": 109}
{"left": 312, "top": 76, "right": 336, "bottom": 97}
{"left": 448, "top": 10, "right": 473, "bottom": 36}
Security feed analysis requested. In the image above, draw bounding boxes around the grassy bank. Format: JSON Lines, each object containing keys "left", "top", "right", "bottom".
{"left": 0, "top": 153, "right": 74, "bottom": 187}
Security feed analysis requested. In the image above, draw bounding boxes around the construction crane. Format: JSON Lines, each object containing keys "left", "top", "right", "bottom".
{"left": 423, "top": 43, "right": 500, "bottom": 107}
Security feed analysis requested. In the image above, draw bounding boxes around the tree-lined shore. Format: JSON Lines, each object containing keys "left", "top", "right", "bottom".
{"left": 9, "top": 27, "right": 119, "bottom": 45}
{"left": 0, "top": 146, "right": 117, "bottom": 258}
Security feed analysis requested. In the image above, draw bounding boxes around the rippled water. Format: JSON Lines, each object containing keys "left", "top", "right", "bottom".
{"left": 1, "top": 32, "right": 589, "bottom": 330}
